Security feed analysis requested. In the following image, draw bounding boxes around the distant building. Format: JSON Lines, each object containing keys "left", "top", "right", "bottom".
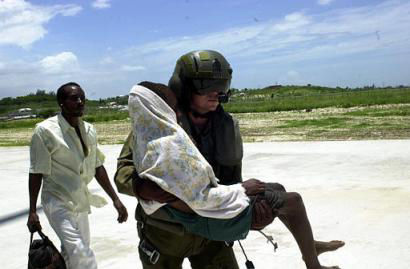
{"left": 98, "top": 103, "right": 128, "bottom": 111}
{"left": 18, "top": 108, "right": 33, "bottom": 114}
{"left": 7, "top": 107, "right": 37, "bottom": 120}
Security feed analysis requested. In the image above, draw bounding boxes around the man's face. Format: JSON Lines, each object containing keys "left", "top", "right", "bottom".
{"left": 190, "top": 90, "right": 220, "bottom": 114}
{"left": 61, "top": 86, "right": 86, "bottom": 117}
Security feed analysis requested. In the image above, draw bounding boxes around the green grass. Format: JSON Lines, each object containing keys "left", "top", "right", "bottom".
{"left": 224, "top": 88, "right": 410, "bottom": 113}
{"left": 83, "top": 110, "right": 128, "bottom": 123}
{"left": 344, "top": 106, "right": 410, "bottom": 117}
{"left": 0, "top": 140, "right": 29, "bottom": 147}
{"left": 2, "top": 86, "right": 409, "bottom": 117}
{"left": 277, "top": 117, "right": 349, "bottom": 129}
{"left": 351, "top": 122, "right": 373, "bottom": 129}
{"left": 0, "top": 110, "right": 129, "bottom": 129}
{"left": 0, "top": 119, "right": 43, "bottom": 129}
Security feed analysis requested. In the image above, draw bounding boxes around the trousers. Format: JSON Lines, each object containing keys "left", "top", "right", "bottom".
{"left": 42, "top": 195, "right": 97, "bottom": 269}
{"left": 138, "top": 221, "right": 239, "bottom": 269}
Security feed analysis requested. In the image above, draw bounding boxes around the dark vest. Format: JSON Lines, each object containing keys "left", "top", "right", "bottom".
{"left": 178, "top": 106, "right": 243, "bottom": 185}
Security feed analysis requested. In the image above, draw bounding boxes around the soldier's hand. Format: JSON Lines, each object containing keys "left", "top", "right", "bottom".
{"left": 242, "top": 178, "right": 265, "bottom": 196}
{"left": 113, "top": 198, "right": 128, "bottom": 223}
{"left": 27, "top": 212, "right": 42, "bottom": 233}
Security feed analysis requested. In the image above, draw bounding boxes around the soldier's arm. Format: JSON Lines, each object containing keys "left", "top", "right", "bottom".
{"left": 132, "top": 175, "right": 194, "bottom": 213}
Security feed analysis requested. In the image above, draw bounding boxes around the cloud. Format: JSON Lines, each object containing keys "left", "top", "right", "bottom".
{"left": 121, "top": 65, "right": 146, "bottom": 72}
{"left": 0, "top": 0, "right": 82, "bottom": 48}
{"left": 318, "top": 0, "right": 334, "bottom": 6}
{"left": 119, "top": 0, "right": 410, "bottom": 89}
{"left": 40, "top": 52, "right": 79, "bottom": 74}
{"left": 2, "top": 0, "right": 410, "bottom": 98}
{"left": 92, "top": 0, "right": 111, "bottom": 9}
{"left": 274, "top": 12, "right": 311, "bottom": 31}
{"left": 125, "top": 0, "right": 410, "bottom": 68}
{"left": 99, "top": 56, "right": 113, "bottom": 65}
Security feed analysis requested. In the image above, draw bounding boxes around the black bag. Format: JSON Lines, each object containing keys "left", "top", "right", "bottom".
{"left": 28, "top": 230, "right": 66, "bottom": 269}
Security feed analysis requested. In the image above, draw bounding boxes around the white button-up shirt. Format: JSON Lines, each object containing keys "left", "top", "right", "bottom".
{"left": 30, "top": 113, "right": 106, "bottom": 213}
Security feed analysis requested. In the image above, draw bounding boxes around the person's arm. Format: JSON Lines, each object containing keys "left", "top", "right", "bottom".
{"left": 27, "top": 173, "right": 43, "bottom": 232}
{"left": 95, "top": 165, "right": 128, "bottom": 223}
{"left": 132, "top": 176, "right": 194, "bottom": 213}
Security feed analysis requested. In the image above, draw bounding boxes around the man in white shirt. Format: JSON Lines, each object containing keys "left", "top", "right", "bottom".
{"left": 27, "top": 82, "right": 128, "bottom": 269}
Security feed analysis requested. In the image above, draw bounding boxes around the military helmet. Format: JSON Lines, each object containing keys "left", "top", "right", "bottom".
{"left": 168, "top": 50, "right": 233, "bottom": 107}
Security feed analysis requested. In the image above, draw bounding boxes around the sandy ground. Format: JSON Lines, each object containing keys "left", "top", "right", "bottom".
{"left": 1, "top": 140, "right": 410, "bottom": 269}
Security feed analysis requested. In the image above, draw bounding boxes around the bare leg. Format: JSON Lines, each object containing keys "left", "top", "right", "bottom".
{"left": 280, "top": 218, "right": 345, "bottom": 255}
{"left": 277, "top": 192, "right": 340, "bottom": 269}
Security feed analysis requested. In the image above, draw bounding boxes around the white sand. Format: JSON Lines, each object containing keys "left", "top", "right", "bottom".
{"left": 1, "top": 140, "right": 409, "bottom": 268}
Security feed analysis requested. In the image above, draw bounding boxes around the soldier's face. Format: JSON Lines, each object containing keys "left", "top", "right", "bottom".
{"left": 190, "top": 90, "right": 220, "bottom": 113}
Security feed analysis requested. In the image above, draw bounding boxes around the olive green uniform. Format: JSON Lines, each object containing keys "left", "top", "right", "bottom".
{"left": 118, "top": 106, "right": 244, "bottom": 269}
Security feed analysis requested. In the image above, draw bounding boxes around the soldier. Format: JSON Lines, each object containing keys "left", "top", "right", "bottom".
{"left": 118, "top": 51, "right": 344, "bottom": 269}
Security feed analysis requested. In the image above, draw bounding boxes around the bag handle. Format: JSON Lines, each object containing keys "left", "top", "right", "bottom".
{"left": 28, "top": 230, "right": 67, "bottom": 269}
{"left": 30, "top": 230, "right": 51, "bottom": 245}
{"left": 29, "top": 232, "right": 33, "bottom": 246}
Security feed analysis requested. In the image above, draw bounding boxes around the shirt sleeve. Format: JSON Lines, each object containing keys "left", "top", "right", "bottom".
{"left": 88, "top": 124, "right": 105, "bottom": 168}
{"left": 29, "top": 130, "right": 51, "bottom": 175}
{"left": 96, "top": 145, "right": 105, "bottom": 167}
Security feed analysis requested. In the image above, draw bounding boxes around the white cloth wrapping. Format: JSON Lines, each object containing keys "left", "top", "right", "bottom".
{"left": 128, "top": 85, "right": 250, "bottom": 219}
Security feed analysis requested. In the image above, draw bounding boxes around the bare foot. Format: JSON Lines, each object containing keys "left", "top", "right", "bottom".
{"left": 315, "top": 240, "right": 345, "bottom": 256}
{"left": 308, "top": 265, "right": 340, "bottom": 269}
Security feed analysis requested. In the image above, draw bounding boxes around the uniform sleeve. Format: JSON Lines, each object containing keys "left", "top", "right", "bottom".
{"left": 29, "top": 130, "right": 51, "bottom": 175}
{"left": 113, "top": 132, "right": 135, "bottom": 196}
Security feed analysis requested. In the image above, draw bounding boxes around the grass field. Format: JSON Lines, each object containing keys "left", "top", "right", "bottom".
{"left": 1, "top": 86, "right": 409, "bottom": 146}
{"left": 1, "top": 104, "right": 409, "bottom": 146}
{"left": 234, "top": 104, "right": 410, "bottom": 142}
{"left": 225, "top": 87, "right": 410, "bottom": 112}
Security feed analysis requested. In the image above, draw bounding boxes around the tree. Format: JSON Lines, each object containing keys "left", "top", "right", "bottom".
{"left": 35, "top": 89, "right": 47, "bottom": 96}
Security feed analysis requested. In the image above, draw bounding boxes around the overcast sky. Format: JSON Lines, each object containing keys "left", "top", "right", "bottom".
{"left": 1, "top": 0, "right": 410, "bottom": 99}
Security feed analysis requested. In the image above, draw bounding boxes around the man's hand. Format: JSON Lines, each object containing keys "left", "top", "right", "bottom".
{"left": 27, "top": 212, "right": 42, "bottom": 233}
{"left": 242, "top": 178, "right": 265, "bottom": 196}
{"left": 251, "top": 199, "right": 274, "bottom": 230}
{"left": 113, "top": 199, "right": 128, "bottom": 223}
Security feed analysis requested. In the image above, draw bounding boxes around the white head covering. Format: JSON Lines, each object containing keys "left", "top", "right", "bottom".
{"left": 128, "top": 84, "right": 249, "bottom": 219}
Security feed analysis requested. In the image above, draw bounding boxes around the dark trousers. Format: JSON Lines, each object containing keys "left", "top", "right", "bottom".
{"left": 138, "top": 222, "right": 239, "bottom": 269}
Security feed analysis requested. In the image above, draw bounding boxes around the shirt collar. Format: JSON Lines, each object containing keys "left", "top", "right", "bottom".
{"left": 57, "top": 113, "right": 88, "bottom": 134}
